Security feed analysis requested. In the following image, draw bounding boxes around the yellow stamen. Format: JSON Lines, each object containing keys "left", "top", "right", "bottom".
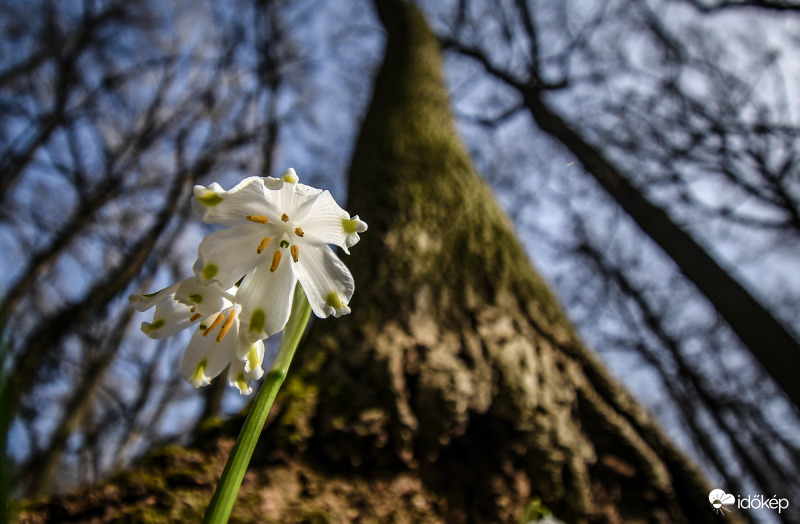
{"left": 290, "top": 244, "right": 299, "bottom": 263}
{"left": 246, "top": 215, "right": 270, "bottom": 224}
{"left": 216, "top": 309, "right": 237, "bottom": 342}
{"left": 281, "top": 213, "right": 289, "bottom": 222}
{"left": 203, "top": 313, "right": 224, "bottom": 337}
{"left": 257, "top": 236, "right": 272, "bottom": 254}
{"left": 270, "top": 250, "right": 282, "bottom": 272}
{"left": 294, "top": 227, "right": 304, "bottom": 237}
{"left": 189, "top": 313, "right": 202, "bottom": 322}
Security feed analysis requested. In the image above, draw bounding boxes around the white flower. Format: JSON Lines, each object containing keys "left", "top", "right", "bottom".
{"left": 192, "top": 168, "right": 367, "bottom": 341}
{"left": 129, "top": 282, "right": 194, "bottom": 338}
{"left": 129, "top": 277, "right": 266, "bottom": 395}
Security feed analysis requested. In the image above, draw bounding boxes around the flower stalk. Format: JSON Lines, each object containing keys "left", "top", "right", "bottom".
{"left": 202, "top": 283, "right": 311, "bottom": 524}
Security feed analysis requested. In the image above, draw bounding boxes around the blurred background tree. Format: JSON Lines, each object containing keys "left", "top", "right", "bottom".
{"left": 2, "top": 0, "right": 799, "bottom": 522}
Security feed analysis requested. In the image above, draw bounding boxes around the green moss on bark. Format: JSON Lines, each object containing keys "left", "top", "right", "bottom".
{"left": 346, "top": 0, "right": 569, "bottom": 324}
{"left": 281, "top": 1, "right": 716, "bottom": 522}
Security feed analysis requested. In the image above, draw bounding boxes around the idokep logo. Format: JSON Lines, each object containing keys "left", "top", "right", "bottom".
{"left": 709, "top": 489, "right": 735, "bottom": 515}
{"left": 709, "top": 488, "right": 790, "bottom": 516}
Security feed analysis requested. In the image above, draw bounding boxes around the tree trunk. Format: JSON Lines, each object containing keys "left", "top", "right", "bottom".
{"left": 15, "top": 1, "right": 723, "bottom": 523}
{"left": 275, "top": 1, "right": 717, "bottom": 521}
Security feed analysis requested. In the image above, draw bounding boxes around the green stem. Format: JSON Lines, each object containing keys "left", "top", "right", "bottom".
{"left": 202, "top": 283, "right": 311, "bottom": 524}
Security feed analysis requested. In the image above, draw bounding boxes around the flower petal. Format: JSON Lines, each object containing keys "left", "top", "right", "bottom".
{"left": 174, "top": 277, "right": 233, "bottom": 317}
{"left": 128, "top": 283, "right": 179, "bottom": 312}
{"left": 180, "top": 309, "right": 238, "bottom": 388}
{"left": 227, "top": 339, "right": 266, "bottom": 395}
{"left": 261, "top": 175, "right": 284, "bottom": 190}
{"left": 193, "top": 177, "right": 275, "bottom": 226}
{"left": 298, "top": 190, "right": 367, "bottom": 254}
{"left": 194, "top": 224, "right": 274, "bottom": 288}
{"left": 293, "top": 244, "right": 354, "bottom": 318}
{"left": 228, "top": 359, "right": 253, "bottom": 395}
{"left": 263, "top": 180, "right": 306, "bottom": 219}
{"left": 242, "top": 339, "right": 266, "bottom": 378}
{"left": 257, "top": 175, "right": 324, "bottom": 226}
{"left": 271, "top": 168, "right": 323, "bottom": 196}
{"left": 141, "top": 297, "right": 195, "bottom": 339}
{"left": 236, "top": 253, "right": 296, "bottom": 341}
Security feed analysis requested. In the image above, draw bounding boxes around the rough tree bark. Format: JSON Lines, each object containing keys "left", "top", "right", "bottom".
{"left": 16, "top": 1, "right": 722, "bottom": 523}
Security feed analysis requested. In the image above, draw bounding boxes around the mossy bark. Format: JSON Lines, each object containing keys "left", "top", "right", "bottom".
{"left": 17, "top": 1, "right": 723, "bottom": 523}
{"left": 275, "top": 1, "right": 718, "bottom": 522}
